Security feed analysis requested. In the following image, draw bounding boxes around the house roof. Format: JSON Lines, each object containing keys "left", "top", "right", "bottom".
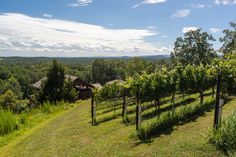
{"left": 32, "top": 75, "right": 79, "bottom": 89}
{"left": 73, "top": 77, "right": 95, "bottom": 89}
{"left": 106, "top": 79, "right": 125, "bottom": 85}
{"left": 91, "top": 83, "right": 102, "bottom": 89}
{"left": 32, "top": 77, "right": 46, "bottom": 89}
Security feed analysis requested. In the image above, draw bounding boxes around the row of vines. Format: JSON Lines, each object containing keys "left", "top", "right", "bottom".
{"left": 91, "top": 54, "right": 236, "bottom": 139}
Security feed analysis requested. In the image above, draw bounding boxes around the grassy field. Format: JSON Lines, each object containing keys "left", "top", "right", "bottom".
{"left": 0, "top": 95, "right": 236, "bottom": 157}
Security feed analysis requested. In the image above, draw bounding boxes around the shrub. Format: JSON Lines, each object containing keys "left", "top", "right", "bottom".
{"left": 209, "top": 111, "right": 236, "bottom": 154}
{"left": 0, "top": 110, "right": 17, "bottom": 135}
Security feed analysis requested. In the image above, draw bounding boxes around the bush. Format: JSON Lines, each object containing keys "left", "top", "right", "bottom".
{"left": 0, "top": 110, "right": 17, "bottom": 135}
{"left": 209, "top": 111, "right": 236, "bottom": 154}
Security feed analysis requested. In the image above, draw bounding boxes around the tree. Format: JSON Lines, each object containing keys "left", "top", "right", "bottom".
{"left": 126, "top": 58, "right": 155, "bottom": 77}
{"left": 220, "top": 22, "right": 236, "bottom": 54}
{"left": 0, "top": 77, "right": 22, "bottom": 99}
{"left": 171, "top": 29, "right": 217, "bottom": 66}
{"left": 41, "top": 60, "right": 65, "bottom": 102}
{"left": 92, "top": 59, "right": 125, "bottom": 85}
{"left": 0, "top": 90, "right": 17, "bottom": 110}
{"left": 63, "top": 79, "right": 77, "bottom": 102}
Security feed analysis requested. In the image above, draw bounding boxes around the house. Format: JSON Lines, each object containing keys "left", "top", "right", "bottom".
{"left": 32, "top": 75, "right": 101, "bottom": 99}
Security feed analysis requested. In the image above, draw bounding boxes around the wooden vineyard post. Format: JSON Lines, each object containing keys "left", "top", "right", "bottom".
{"left": 91, "top": 93, "right": 96, "bottom": 125}
{"left": 136, "top": 85, "right": 141, "bottom": 130}
{"left": 122, "top": 88, "right": 127, "bottom": 120}
{"left": 214, "top": 74, "right": 222, "bottom": 129}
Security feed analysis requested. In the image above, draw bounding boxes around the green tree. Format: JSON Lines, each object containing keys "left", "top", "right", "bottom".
{"left": 220, "top": 22, "right": 236, "bottom": 54}
{"left": 0, "top": 90, "right": 17, "bottom": 110}
{"left": 41, "top": 60, "right": 65, "bottom": 102}
{"left": 0, "top": 77, "right": 22, "bottom": 99}
{"left": 126, "top": 58, "right": 154, "bottom": 76}
{"left": 171, "top": 29, "right": 217, "bottom": 66}
{"left": 92, "top": 59, "right": 125, "bottom": 85}
{"left": 63, "top": 79, "right": 78, "bottom": 102}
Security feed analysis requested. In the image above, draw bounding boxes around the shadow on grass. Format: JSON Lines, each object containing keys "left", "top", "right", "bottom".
{"left": 142, "top": 98, "right": 196, "bottom": 120}
{"left": 136, "top": 100, "right": 216, "bottom": 144}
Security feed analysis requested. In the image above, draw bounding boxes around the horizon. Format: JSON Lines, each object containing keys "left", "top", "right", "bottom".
{"left": 0, "top": 0, "right": 236, "bottom": 57}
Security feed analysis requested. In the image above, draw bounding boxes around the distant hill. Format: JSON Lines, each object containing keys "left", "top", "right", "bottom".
{"left": 0, "top": 55, "right": 170, "bottom": 65}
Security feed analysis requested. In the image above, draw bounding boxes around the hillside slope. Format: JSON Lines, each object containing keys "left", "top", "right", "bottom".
{"left": 1, "top": 99, "right": 236, "bottom": 157}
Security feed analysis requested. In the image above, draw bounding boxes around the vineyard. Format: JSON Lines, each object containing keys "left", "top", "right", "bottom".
{"left": 91, "top": 54, "right": 236, "bottom": 140}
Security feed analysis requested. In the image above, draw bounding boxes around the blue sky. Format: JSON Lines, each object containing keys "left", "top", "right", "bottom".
{"left": 0, "top": 0, "right": 236, "bottom": 57}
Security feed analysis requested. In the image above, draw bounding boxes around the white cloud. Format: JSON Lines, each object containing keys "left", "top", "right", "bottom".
{"left": 190, "top": 3, "right": 205, "bottom": 8}
{"left": 132, "top": 0, "right": 166, "bottom": 8}
{"left": 214, "top": 0, "right": 236, "bottom": 5}
{"left": 68, "top": 0, "right": 92, "bottom": 7}
{"left": 172, "top": 9, "right": 191, "bottom": 18}
{"left": 0, "top": 13, "right": 171, "bottom": 57}
{"left": 182, "top": 27, "right": 198, "bottom": 33}
{"left": 209, "top": 28, "right": 221, "bottom": 33}
{"left": 42, "top": 13, "right": 52, "bottom": 18}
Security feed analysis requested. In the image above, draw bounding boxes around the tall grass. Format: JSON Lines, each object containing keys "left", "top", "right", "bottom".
{"left": 137, "top": 100, "right": 214, "bottom": 140}
{"left": 0, "top": 101, "right": 75, "bottom": 148}
{"left": 209, "top": 111, "right": 236, "bottom": 155}
{"left": 0, "top": 110, "right": 17, "bottom": 135}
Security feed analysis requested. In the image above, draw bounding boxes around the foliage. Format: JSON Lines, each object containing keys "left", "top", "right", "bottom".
{"left": 220, "top": 22, "right": 236, "bottom": 54}
{"left": 171, "top": 29, "right": 217, "bottom": 66}
{"left": 0, "top": 90, "right": 17, "bottom": 110}
{"left": 94, "top": 80, "right": 124, "bottom": 102}
{"left": 0, "top": 90, "right": 30, "bottom": 113}
{"left": 0, "top": 77, "right": 22, "bottom": 98}
{"left": 40, "top": 60, "right": 65, "bottom": 102}
{"left": 126, "top": 58, "right": 155, "bottom": 77}
{"left": 63, "top": 79, "right": 78, "bottom": 102}
{"left": 210, "top": 111, "right": 236, "bottom": 154}
{"left": 92, "top": 59, "right": 126, "bottom": 85}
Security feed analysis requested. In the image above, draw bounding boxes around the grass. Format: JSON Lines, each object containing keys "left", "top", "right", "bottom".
{"left": 0, "top": 101, "right": 75, "bottom": 148}
{"left": 0, "top": 95, "right": 236, "bottom": 157}
{"left": 209, "top": 110, "right": 236, "bottom": 155}
{"left": 137, "top": 98, "right": 215, "bottom": 140}
{"left": 0, "top": 110, "right": 17, "bottom": 135}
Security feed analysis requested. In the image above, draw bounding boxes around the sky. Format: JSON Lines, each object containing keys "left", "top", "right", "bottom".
{"left": 0, "top": 0, "right": 236, "bottom": 57}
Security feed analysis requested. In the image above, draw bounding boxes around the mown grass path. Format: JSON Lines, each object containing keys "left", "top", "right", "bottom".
{"left": 1, "top": 99, "right": 236, "bottom": 157}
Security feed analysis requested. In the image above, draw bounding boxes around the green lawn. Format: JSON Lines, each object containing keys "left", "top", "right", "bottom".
{"left": 0, "top": 96, "right": 236, "bottom": 157}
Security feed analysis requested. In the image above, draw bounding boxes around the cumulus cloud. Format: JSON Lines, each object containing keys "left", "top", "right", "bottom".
{"left": 209, "top": 28, "right": 221, "bottom": 33}
{"left": 182, "top": 27, "right": 198, "bottom": 33}
{"left": 214, "top": 0, "right": 236, "bottom": 5}
{"left": 42, "top": 13, "right": 52, "bottom": 18}
{"left": 172, "top": 9, "right": 191, "bottom": 18}
{"left": 132, "top": 0, "right": 166, "bottom": 8}
{"left": 0, "top": 13, "right": 172, "bottom": 57}
{"left": 68, "top": 0, "right": 92, "bottom": 7}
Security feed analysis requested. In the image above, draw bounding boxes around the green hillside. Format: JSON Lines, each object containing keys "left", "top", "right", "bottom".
{"left": 1, "top": 95, "right": 235, "bottom": 157}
